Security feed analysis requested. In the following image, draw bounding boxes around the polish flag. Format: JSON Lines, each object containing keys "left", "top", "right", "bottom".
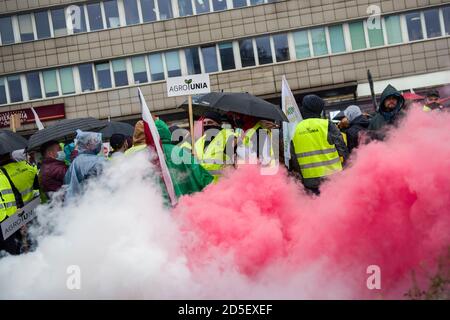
{"left": 31, "top": 107, "right": 44, "bottom": 130}
{"left": 138, "top": 88, "right": 177, "bottom": 207}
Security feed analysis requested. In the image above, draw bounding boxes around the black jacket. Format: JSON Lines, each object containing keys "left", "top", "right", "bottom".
{"left": 346, "top": 115, "right": 370, "bottom": 153}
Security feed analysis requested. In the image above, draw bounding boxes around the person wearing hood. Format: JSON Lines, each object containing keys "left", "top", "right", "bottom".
{"left": 290, "top": 94, "right": 349, "bottom": 195}
{"left": 125, "top": 120, "right": 148, "bottom": 155}
{"left": 335, "top": 105, "right": 370, "bottom": 153}
{"left": 368, "top": 84, "right": 405, "bottom": 136}
{"left": 39, "top": 141, "right": 68, "bottom": 195}
{"left": 64, "top": 130, "right": 107, "bottom": 199}
{"left": 155, "top": 119, "right": 213, "bottom": 198}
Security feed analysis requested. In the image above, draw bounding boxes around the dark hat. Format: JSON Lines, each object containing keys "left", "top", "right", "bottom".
{"left": 110, "top": 133, "right": 126, "bottom": 150}
{"left": 301, "top": 94, "right": 325, "bottom": 117}
{"left": 426, "top": 89, "right": 440, "bottom": 98}
{"left": 203, "top": 111, "right": 223, "bottom": 124}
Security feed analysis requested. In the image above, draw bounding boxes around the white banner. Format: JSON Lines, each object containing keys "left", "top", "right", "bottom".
{"left": 281, "top": 75, "right": 303, "bottom": 168}
{"left": 166, "top": 74, "right": 211, "bottom": 97}
{"left": 1, "top": 197, "right": 40, "bottom": 240}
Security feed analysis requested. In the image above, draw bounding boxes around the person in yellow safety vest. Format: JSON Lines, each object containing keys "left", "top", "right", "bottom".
{"left": 423, "top": 90, "right": 444, "bottom": 112}
{"left": 0, "top": 170, "right": 20, "bottom": 255}
{"left": 194, "top": 112, "right": 236, "bottom": 183}
{"left": 125, "top": 120, "right": 148, "bottom": 155}
{"left": 290, "top": 95, "right": 349, "bottom": 195}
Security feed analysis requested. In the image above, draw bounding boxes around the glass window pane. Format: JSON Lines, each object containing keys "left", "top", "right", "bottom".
{"left": 59, "top": 67, "right": 75, "bottom": 94}
{"left": 255, "top": 36, "right": 272, "bottom": 65}
{"left": 194, "top": 0, "right": 210, "bottom": 14}
{"left": 273, "top": 34, "right": 289, "bottom": 62}
{"left": 35, "top": 11, "right": 51, "bottom": 39}
{"left": 165, "top": 51, "right": 182, "bottom": 77}
{"left": 239, "top": 39, "right": 256, "bottom": 67}
{"left": 112, "top": 59, "right": 128, "bottom": 86}
{"left": 131, "top": 56, "right": 148, "bottom": 83}
{"left": 96, "top": 63, "right": 112, "bottom": 89}
{"left": 349, "top": 21, "right": 366, "bottom": 50}
{"left": 141, "top": 0, "right": 157, "bottom": 22}
{"left": 233, "top": 0, "right": 247, "bottom": 8}
{"left": 329, "top": 25, "right": 346, "bottom": 53}
{"left": 185, "top": 48, "right": 202, "bottom": 75}
{"left": 424, "top": 9, "right": 442, "bottom": 38}
{"left": 158, "top": 0, "right": 173, "bottom": 20}
{"left": 8, "top": 76, "right": 23, "bottom": 103}
{"left": 178, "top": 0, "right": 193, "bottom": 16}
{"left": 219, "top": 43, "right": 235, "bottom": 71}
{"left": 104, "top": 0, "right": 120, "bottom": 28}
{"left": 0, "top": 17, "right": 15, "bottom": 45}
{"left": 201, "top": 46, "right": 218, "bottom": 73}
{"left": 43, "top": 70, "right": 59, "bottom": 97}
{"left": 26, "top": 72, "right": 42, "bottom": 100}
{"left": 148, "top": 53, "right": 165, "bottom": 81}
{"left": 385, "top": 15, "right": 403, "bottom": 44}
{"left": 124, "top": 0, "right": 140, "bottom": 25}
{"left": 0, "top": 78, "right": 7, "bottom": 105}
{"left": 51, "top": 8, "right": 67, "bottom": 37}
{"left": 368, "top": 24, "right": 384, "bottom": 47}
{"left": 293, "top": 30, "right": 310, "bottom": 59}
{"left": 70, "top": 5, "right": 87, "bottom": 34}
{"left": 87, "top": 3, "right": 104, "bottom": 31}
{"left": 444, "top": 7, "right": 450, "bottom": 36}
{"left": 406, "top": 12, "right": 423, "bottom": 41}
{"left": 212, "top": 0, "right": 227, "bottom": 11}
{"left": 78, "top": 64, "right": 95, "bottom": 92}
{"left": 18, "top": 14, "right": 34, "bottom": 42}
{"left": 250, "top": 0, "right": 264, "bottom": 4}
{"left": 311, "top": 27, "right": 328, "bottom": 56}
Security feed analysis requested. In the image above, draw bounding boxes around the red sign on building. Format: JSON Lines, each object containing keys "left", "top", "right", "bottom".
{"left": 0, "top": 104, "right": 66, "bottom": 128}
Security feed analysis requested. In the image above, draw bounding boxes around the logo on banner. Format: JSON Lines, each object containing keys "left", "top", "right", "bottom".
{"left": 166, "top": 74, "right": 211, "bottom": 97}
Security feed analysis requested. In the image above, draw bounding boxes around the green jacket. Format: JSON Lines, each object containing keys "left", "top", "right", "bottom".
{"left": 155, "top": 119, "right": 213, "bottom": 199}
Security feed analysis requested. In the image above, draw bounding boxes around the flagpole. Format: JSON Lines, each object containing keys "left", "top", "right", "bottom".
{"left": 188, "top": 95, "right": 196, "bottom": 156}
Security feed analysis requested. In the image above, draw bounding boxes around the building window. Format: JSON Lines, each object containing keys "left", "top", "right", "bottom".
{"left": 255, "top": 36, "right": 273, "bottom": 65}
{"left": 51, "top": 8, "right": 67, "bottom": 37}
{"left": 26, "top": 72, "right": 42, "bottom": 100}
{"left": 165, "top": 51, "right": 182, "bottom": 77}
{"left": 124, "top": 0, "right": 140, "bottom": 25}
{"left": 212, "top": 0, "right": 228, "bottom": 12}
{"left": 194, "top": 0, "right": 210, "bottom": 14}
{"left": 78, "top": 64, "right": 95, "bottom": 92}
{"left": 185, "top": 48, "right": 202, "bottom": 74}
{"left": 59, "top": 67, "right": 76, "bottom": 94}
{"left": 112, "top": 59, "right": 129, "bottom": 86}
{"left": 0, "top": 17, "right": 15, "bottom": 45}
{"left": 367, "top": 23, "right": 384, "bottom": 47}
{"left": 131, "top": 56, "right": 148, "bottom": 83}
{"left": 293, "top": 30, "right": 310, "bottom": 59}
{"left": 239, "top": 39, "right": 256, "bottom": 67}
{"left": 201, "top": 46, "right": 219, "bottom": 73}
{"left": 405, "top": 12, "right": 423, "bottom": 41}
{"left": 104, "top": 0, "right": 121, "bottom": 28}
{"left": 384, "top": 15, "right": 403, "bottom": 44}
{"left": 311, "top": 27, "right": 328, "bottom": 56}
{"left": 349, "top": 21, "right": 366, "bottom": 50}
{"left": 140, "top": 0, "right": 157, "bottom": 23}
{"left": 34, "top": 11, "right": 51, "bottom": 39}
{"left": 424, "top": 8, "right": 442, "bottom": 38}
{"left": 233, "top": 0, "right": 247, "bottom": 8}
{"left": 444, "top": 7, "right": 450, "bottom": 36}
{"left": 95, "top": 62, "right": 112, "bottom": 89}
{"left": 43, "top": 70, "right": 59, "bottom": 97}
{"left": 158, "top": 0, "right": 173, "bottom": 20}
{"left": 71, "top": 5, "right": 87, "bottom": 34}
{"left": 18, "top": 14, "right": 34, "bottom": 42}
{"left": 7, "top": 76, "right": 23, "bottom": 103}
{"left": 250, "top": 0, "right": 265, "bottom": 4}
{"left": 87, "top": 2, "right": 104, "bottom": 31}
{"left": 178, "top": 0, "right": 193, "bottom": 16}
{"left": 273, "top": 34, "right": 289, "bottom": 62}
{"left": 328, "top": 25, "right": 346, "bottom": 53}
{"left": 219, "top": 43, "right": 235, "bottom": 71}
{"left": 0, "top": 78, "right": 7, "bottom": 105}
{"left": 148, "top": 53, "right": 165, "bottom": 81}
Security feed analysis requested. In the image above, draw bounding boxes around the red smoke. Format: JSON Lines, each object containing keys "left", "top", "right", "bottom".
{"left": 174, "top": 108, "right": 450, "bottom": 299}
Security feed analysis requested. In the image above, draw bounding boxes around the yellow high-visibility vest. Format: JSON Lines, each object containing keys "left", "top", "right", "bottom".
{"left": 242, "top": 122, "right": 276, "bottom": 167}
{"left": 292, "top": 119, "right": 342, "bottom": 179}
{"left": 124, "top": 144, "right": 147, "bottom": 155}
{"left": 1, "top": 161, "right": 39, "bottom": 206}
{"left": 0, "top": 171, "right": 17, "bottom": 222}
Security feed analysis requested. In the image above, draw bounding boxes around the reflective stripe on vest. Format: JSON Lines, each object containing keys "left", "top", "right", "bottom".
{"left": 0, "top": 174, "right": 18, "bottom": 221}
{"left": 243, "top": 122, "right": 276, "bottom": 167}
{"left": 2, "top": 161, "right": 38, "bottom": 205}
{"left": 292, "top": 118, "right": 342, "bottom": 179}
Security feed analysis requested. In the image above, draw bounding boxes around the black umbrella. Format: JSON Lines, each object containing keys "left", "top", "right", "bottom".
{"left": 100, "top": 121, "right": 134, "bottom": 139}
{"left": 27, "top": 117, "right": 107, "bottom": 151}
{"left": 181, "top": 92, "right": 288, "bottom": 122}
{"left": 0, "top": 130, "right": 28, "bottom": 155}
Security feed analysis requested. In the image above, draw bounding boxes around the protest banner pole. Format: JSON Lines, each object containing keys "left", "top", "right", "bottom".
{"left": 188, "top": 95, "right": 196, "bottom": 156}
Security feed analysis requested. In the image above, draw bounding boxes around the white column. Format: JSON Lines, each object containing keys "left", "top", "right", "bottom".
{"left": 232, "top": 40, "right": 242, "bottom": 69}
{"left": 287, "top": 31, "right": 297, "bottom": 60}
{"left": 117, "top": 0, "right": 127, "bottom": 27}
